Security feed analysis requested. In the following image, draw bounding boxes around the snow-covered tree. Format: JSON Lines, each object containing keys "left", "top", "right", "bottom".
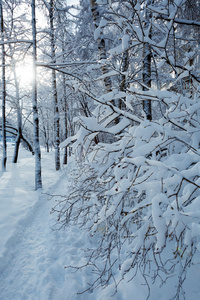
{"left": 54, "top": 0, "right": 200, "bottom": 298}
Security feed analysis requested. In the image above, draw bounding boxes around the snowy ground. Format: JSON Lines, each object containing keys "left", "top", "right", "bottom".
{"left": 0, "top": 145, "right": 200, "bottom": 300}
{"left": 0, "top": 146, "right": 97, "bottom": 300}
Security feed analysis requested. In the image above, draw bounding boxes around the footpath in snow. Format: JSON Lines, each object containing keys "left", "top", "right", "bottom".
{"left": 0, "top": 146, "right": 100, "bottom": 300}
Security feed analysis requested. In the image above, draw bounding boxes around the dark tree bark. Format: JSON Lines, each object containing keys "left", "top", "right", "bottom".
{"left": 90, "top": 0, "right": 112, "bottom": 93}
{"left": 143, "top": 0, "right": 152, "bottom": 121}
{"left": 62, "top": 74, "right": 68, "bottom": 165}
{"left": 119, "top": 49, "right": 129, "bottom": 110}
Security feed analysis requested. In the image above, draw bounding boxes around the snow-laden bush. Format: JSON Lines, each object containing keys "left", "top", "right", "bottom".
{"left": 54, "top": 86, "right": 200, "bottom": 298}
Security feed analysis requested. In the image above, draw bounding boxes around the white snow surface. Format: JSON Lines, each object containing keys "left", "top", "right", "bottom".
{"left": 0, "top": 145, "right": 200, "bottom": 300}
{"left": 0, "top": 146, "right": 96, "bottom": 300}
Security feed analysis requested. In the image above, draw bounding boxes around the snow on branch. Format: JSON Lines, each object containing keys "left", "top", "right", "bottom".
{"left": 0, "top": 39, "right": 33, "bottom": 45}
{"left": 54, "top": 85, "right": 200, "bottom": 297}
{"left": 160, "top": 16, "right": 200, "bottom": 27}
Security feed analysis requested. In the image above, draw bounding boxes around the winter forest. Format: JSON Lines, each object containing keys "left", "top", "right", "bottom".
{"left": 0, "top": 0, "right": 200, "bottom": 299}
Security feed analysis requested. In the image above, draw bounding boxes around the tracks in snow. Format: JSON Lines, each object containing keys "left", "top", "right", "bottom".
{"left": 0, "top": 168, "right": 95, "bottom": 300}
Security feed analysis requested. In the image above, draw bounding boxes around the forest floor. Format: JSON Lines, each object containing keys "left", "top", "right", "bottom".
{"left": 0, "top": 146, "right": 127, "bottom": 300}
{"left": 0, "top": 146, "right": 93, "bottom": 300}
{"left": 0, "top": 145, "right": 200, "bottom": 300}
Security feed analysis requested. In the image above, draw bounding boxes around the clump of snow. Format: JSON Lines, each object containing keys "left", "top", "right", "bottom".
{"left": 122, "top": 34, "right": 129, "bottom": 50}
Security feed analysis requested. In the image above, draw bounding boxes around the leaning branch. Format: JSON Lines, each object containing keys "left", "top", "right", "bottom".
{"left": 36, "top": 62, "right": 93, "bottom": 94}
{"left": 0, "top": 125, "right": 34, "bottom": 154}
{"left": 161, "top": 16, "right": 200, "bottom": 27}
{"left": 0, "top": 39, "right": 33, "bottom": 45}
{"left": 37, "top": 61, "right": 98, "bottom": 67}
{"left": 36, "top": 62, "right": 84, "bottom": 81}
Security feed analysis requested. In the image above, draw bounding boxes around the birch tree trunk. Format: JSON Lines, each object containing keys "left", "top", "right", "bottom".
{"left": 50, "top": 0, "right": 60, "bottom": 170}
{"left": 143, "top": 0, "right": 152, "bottom": 121}
{"left": 0, "top": 0, "right": 6, "bottom": 172}
{"left": 119, "top": 49, "right": 129, "bottom": 110}
{"left": 31, "top": 0, "right": 42, "bottom": 189}
{"left": 90, "top": 0, "right": 112, "bottom": 93}
{"left": 120, "top": 50, "right": 129, "bottom": 93}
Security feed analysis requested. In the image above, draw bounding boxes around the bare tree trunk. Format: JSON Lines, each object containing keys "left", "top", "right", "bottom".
{"left": 62, "top": 74, "right": 68, "bottom": 165}
{"left": 143, "top": 0, "right": 152, "bottom": 121}
{"left": 143, "top": 43, "right": 152, "bottom": 120}
{"left": 6, "top": 1, "right": 21, "bottom": 163}
{"left": 46, "top": 114, "right": 50, "bottom": 153}
{"left": 31, "top": 0, "right": 42, "bottom": 189}
{"left": 13, "top": 107, "right": 22, "bottom": 163}
{"left": 120, "top": 50, "right": 129, "bottom": 93}
{"left": 40, "top": 108, "right": 50, "bottom": 153}
{"left": 119, "top": 49, "right": 129, "bottom": 110}
{"left": 50, "top": 0, "right": 60, "bottom": 171}
{"left": 90, "top": 0, "right": 112, "bottom": 93}
{"left": 0, "top": 0, "right": 6, "bottom": 172}
{"left": 59, "top": 17, "right": 68, "bottom": 165}
{"left": 12, "top": 60, "right": 22, "bottom": 163}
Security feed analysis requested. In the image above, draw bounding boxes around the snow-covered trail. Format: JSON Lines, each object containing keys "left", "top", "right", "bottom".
{"left": 0, "top": 187, "right": 91, "bottom": 300}
{"left": 0, "top": 148, "right": 96, "bottom": 300}
{"left": 0, "top": 194, "right": 61, "bottom": 300}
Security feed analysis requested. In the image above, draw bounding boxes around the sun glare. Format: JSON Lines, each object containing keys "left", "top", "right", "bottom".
{"left": 16, "top": 63, "right": 34, "bottom": 87}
